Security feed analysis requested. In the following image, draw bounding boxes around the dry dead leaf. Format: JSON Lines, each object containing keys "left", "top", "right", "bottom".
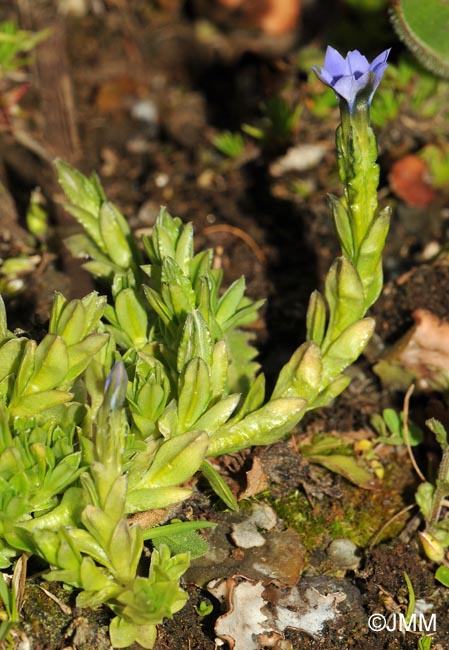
{"left": 389, "top": 155, "right": 435, "bottom": 207}
{"left": 217, "top": 0, "right": 301, "bottom": 35}
{"left": 208, "top": 575, "right": 347, "bottom": 649}
{"left": 376, "top": 309, "right": 449, "bottom": 390}
{"left": 239, "top": 456, "right": 269, "bottom": 500}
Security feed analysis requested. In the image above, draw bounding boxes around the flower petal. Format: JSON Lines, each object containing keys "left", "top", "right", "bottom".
{"left": 347, "top": 50, "right": 369, "bottom": 77}
{"left": 323, "top": 46, "right": 349, "bottom": 78}
{"left": 313, "top": 47, "right": 390, "bottom": 113}
{"left": 312, "top": 65, "right": 333, "bottom": 86}
{"left": 369, "top": 48, "right": 391, "bottom": 72}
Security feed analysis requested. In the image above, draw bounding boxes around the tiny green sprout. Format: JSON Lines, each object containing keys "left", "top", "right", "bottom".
{"left": 418, "top": 635, "right": 433, "bottom": 650}
{"left": 370, "top": 408, "right": 423, "bottom": 446}
{"left": 0, "top": 21, "right": 48, "bottom": 77}
{"left": 403, "top": 571, "right": 416, "bottom": 624}
{"left": 415, "top": 418, "right": 449, "bottom": 571}
{"left": 0, "top": 565, "right": 20, "bottom": 643}
{"left": 242, "top": 95, "right": 301, "bottom": 151}
{"left": 212, "top": 131, "right": 245, "bottom": 159}
{"left": 194, "top": 600, "right": 214, "bottom": 617}
{"left": 26, "top": 188, "right": 49, "bottom": 240}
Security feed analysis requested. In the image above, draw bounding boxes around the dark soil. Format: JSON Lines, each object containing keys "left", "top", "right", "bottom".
{"left": 2, "top": 1, "right": 449, "bottom": 649}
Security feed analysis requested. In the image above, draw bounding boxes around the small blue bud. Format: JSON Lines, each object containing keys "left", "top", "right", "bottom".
{"left": 104, "top": 361, "right": 128, "bottom": 411}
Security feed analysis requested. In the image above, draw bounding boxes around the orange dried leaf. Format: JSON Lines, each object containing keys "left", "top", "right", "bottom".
{"left": 389, "top": 155, "right": 435, "bottom": 207}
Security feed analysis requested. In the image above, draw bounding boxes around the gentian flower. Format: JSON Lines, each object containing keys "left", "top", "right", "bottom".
{"left": 313, "top": 46, "right": 390, "bottom": 113}
{"left": 104, "top": 360, "right": 128, "bottom": 411}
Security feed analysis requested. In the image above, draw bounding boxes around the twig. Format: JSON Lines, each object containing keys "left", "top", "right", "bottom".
{"left": 402, "top": 383, "right": 426, "bottom": 482}
{"left": 369, "top": 503, "right": 416, "bottom": 548}
{"left": 204, "top": 224, "right": 266, "bottom": 264}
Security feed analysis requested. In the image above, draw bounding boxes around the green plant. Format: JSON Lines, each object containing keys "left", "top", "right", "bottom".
{"left": 0, "top": 21, "right": 47, "bottom": 76}
{"left": 415, "top": 419, "right": 449, "bottom": 576}
{"left": 419, "top": 144, "right": 449, "bottom": 188}
{"left": 0, "top": 45, "right": 392, "bottom": 648}
{"left": 0, "top": 564, "right": 20, "bottom": 643}
{"left": 242, "top": 95, "right": 301, "bottom": 151}
{"left": 418, "top": 636, "right": 433, "bottom": 650}
{"left": 194, "top": 599, "right": 214, "bottom": 617}
{"left": 0, "top": 21, "right": 47, "bottom": 128}
{"left": 370, "top": 408, "right": 423, "bottom": 446}
{"left": 390, "top": 0, "right": 449, "bottom": 78}
{"left": 212, "top": 130, "right": 246, "bottom": 158}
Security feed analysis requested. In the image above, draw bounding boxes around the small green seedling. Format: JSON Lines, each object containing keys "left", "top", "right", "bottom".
{"left": 0, "top": 566, "right": 19, "bottom": 642}
{"left": 194, "top": 600, "right": 214, "bottom": 617}
{"left": 370, "top": 408, "right": 423, "bottom": 446}
{"left": 415, "top": 419, "right": 449, "bottom": 573}
{"left": 212, "top": 131, "right": 246, "bottom": 159}
{"left": 242, "top": 95, "right": 301, "bottom": 151}
{"left": 418, "top": 635, "right": 433, "bottom": 650}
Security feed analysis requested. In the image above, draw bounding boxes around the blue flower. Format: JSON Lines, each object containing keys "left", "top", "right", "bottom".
{"left": 104, "top": 361, "right": 128, "bottom": 411}
{"left": 313, "top": 46, "right": 390, "bottom": 113}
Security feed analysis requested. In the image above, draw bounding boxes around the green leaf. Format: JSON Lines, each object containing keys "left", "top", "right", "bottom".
{"left": 26, "top": 335, "right": 68, "bottom": 393}
{"left": 357, "top": 209, "right": 390, "bottom": 307}
{"left": 0, "top": 294, "right": 7, "bottom": 340}
{"left": 304, "top": 453, "right": 375, "bottom": 489}
{"left": 142, "top": 520, "right": 216, "bottom": 540}
{"left": 61, "top": 203, "right": 104, "bottom": 250}
{"left": 308, "top": 375, "right": 350, "bottom": 410}
{"left": 200, "top": 460, "right": 238, "bottom": 511}
{"left": 65, "top": 334, "right": 109, "bottom": 383}
{"left": 10, "top": 390, "right": 73, "bottom": 416}
{"left": 232, "top": 373, "right": 265, "bottom": 422}
{"left": 209, "top": 397, "right": 306, "bottom": 455}
{"left": 322, "top": 257, "right": 365, "bottom": 351}
{"left": 415, "top": 481, "right": 435, "bottom": 520}
{"left": 209, "top": 340, "right": 229, "bottom": 399}
{"left": 99, "top": 202, "right": 133, "bottom": 269}
{"left": 328, "top": 195, "right": 354, "bottom": 258}
{"left": 435, "top": 565, "right": 449, "bottom": 587}
{"left": 143, "top": 285, "right": 173, "bottom": 326}
{"left": 271, "top": 341, "right": 322, "bottom": 402}
{"left": 177, "top": 311, "right": 213, "bottom": 372}
{"left": 56, "top": 159, "right": 102, "bottom": 216}
{"left": 141, "top": 431, "right": 209, "bottom": 488}
{"left": 126, "top": 487, "right": 192, "bottom": 513}
{"left": 152, "top": 523, "right": 209, "bottom": 559}
{"left": 0, "top": 338, "right": 27, "bottom": 384}
{"left": 224, "top": 329, "right": 260, "bottom": 393}
{"left": 391, "top": 0, "right": 449, "bottom": 78}
{"left": 216, "top": 277, "right": 246, "bottom": 325}
{"left": 177, "top": 358, "right": 211, "bottom": 431}
{"left": 110, "top": 617, "right": 157, "bottom": 649}
{"left": 306, "top": 290, "right": 326, "bottom": 346}
{"left": 161, "top": 258, "right": 196, "bottom": 320}
{"left": 321, "top": 318, "right": 375, "bottom": 386}
{"left": 174, "top": 222, "right": 193, "bottom": 275}
{"left": 109, "top": 520, "right": 142, "bottom": 581}
{"left": 194, "top": 394, "right": 240, "bottom": 433}
{"left": 426, "top": 418, "right": 448, "bottom": 450}
{"left": 115, "top": 289, "right": 148, "bottom": 348}
{"left": 12, "top": 339, "right": 35, "bottom": 397}
{"left": 64, "top": 233, "right": 116, "bottom": 277}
